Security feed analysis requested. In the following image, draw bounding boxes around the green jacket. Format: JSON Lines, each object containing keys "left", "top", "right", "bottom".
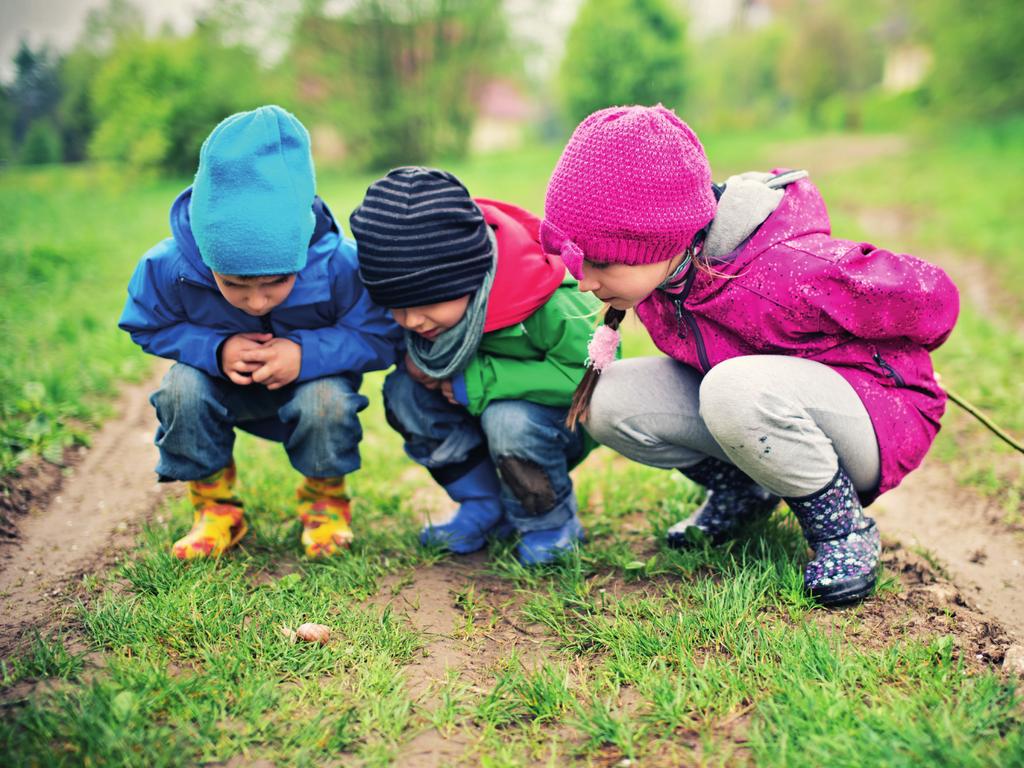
{"left": 453, "top": 279, "right": 605, "bottom": 461}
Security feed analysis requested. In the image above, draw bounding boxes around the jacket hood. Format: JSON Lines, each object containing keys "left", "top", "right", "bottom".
{"left": 476, "top": 198, "right": 566, "bottom": 332}
{"left": 707, "top": 171, "right": 830, "bottom": 275}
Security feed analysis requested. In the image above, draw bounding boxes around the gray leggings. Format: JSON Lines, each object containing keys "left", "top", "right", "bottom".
{"left": 585, "top": 356, "right": 881, "bottom": 498}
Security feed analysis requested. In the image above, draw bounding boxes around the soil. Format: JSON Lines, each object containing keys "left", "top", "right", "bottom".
{"left": 873, "top": 462, "right": 1024, "bottom": 643}
{"left": 0, "top": 362, "right": 173, "bottom": 658}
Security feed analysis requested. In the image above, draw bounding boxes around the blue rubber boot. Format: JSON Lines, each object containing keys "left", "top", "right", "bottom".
{"left": 516, "top": 515, "right": 585, "bottom": 565}
{"left": 419, "top": 461, "right": 506, "bottom": 554}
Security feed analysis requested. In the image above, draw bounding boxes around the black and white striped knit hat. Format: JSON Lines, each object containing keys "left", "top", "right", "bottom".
{"left": 350, "top": 167, "right": 493, "bottom": 309}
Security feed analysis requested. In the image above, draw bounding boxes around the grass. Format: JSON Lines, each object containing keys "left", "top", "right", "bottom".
{"left": 2, "top": 125, "right": 1024, "bottom": 764}
{"left": 2, "top": 429, "right": 1021, "bottom": 764}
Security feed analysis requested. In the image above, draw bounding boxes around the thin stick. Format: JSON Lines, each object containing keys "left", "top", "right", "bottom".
{"left": 946, "top": 387, "right": 1024, "bottom": 455}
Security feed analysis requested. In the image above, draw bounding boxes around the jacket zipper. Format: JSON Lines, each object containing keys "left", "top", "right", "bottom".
{"left": 670, "top": 268, "right": 711, "bottom": 373}
{"left": 873, "top": 351, "right": 905, "bottom": 387}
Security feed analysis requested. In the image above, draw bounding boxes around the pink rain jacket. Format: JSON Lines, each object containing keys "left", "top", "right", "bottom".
{"left": 635, "top": 175, "right": 960, "bottom": 503}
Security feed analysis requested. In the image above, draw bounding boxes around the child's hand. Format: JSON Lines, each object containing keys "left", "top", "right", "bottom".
{"left": 441, "top": 379, "right": 460, "bottom": 405}
{"left": 404, "top": 352, "right": 442, "bottom": 391}
{"left": 247, "top": 338, "right": 303, "bottom": 390}
{"left": 221, "top": 332, "right": 273, "bottom": 385}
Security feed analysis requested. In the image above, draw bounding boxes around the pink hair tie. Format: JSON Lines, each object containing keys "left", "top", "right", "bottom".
{"left": 586, "top": 324, "right": 621, "bottom": 373}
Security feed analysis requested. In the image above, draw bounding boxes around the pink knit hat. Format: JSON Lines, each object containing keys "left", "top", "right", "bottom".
{"left": 541, "top": 105, "right": 716, "bottom": 279}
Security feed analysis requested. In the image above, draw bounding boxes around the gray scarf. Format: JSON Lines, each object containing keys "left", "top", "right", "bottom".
{"left": 405, "top": 229, "right": 498, "bottom": 379}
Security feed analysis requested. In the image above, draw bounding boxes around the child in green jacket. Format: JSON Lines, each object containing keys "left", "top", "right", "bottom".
{"left": 350, "top": 167, "right": 602, "bottom": 564}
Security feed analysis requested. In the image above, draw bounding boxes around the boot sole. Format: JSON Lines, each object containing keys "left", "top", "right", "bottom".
{"left": 808, "top": 571, "right": 877, "bottom": 607}
{"left": 228, "top": 520, "right": 249, "bottom": 550}
{"left": 666, "top": 527, "right": 737, "bottom": 550}
{"left": 173, "top": 519, "right": 248, "bottom": 560}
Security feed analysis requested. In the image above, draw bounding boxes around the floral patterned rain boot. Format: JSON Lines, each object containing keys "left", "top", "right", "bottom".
{"left": 172, "top": 461, "right": 247, "bottom": 560}
{"left": 297, "top": 476, "right": 353, "bottom": 558}
{"left": 787, "top": 467, "right": 881, "bottom": 606}
{"left": 666, "top": 458, "right": 780, "bottom": 548}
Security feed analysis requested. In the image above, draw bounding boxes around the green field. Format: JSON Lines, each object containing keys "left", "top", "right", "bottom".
{"left": 2, "top": 127, "right": 1023, "bottom": 765}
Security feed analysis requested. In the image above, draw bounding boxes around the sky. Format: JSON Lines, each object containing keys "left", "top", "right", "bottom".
{"left": 0, "top": 0, "right": 205, "bottom": 81}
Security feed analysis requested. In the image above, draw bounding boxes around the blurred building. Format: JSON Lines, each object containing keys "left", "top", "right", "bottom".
{"left": 470, "top": 78, "right": 539, "bottom": 153}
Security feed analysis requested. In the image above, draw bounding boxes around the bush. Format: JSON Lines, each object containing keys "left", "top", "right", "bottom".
{"left": 88, "top": 28, "right": 266, "bottom": 173}
{"left": 918, "top": 0, "right": 1024, "bottom": 119}
{"left": 559, "top": 0, "right": 688, "bottom": 127}
{"left": 19, "top": 120, "right": 63, "bottom": 164}
{"left": 291, "top": 0, "right": 509, "bottom": 169}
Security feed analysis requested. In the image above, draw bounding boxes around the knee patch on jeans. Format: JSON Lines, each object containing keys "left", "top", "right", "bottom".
{"left": 497, "top": 456, "right": 556, "bottom": 516}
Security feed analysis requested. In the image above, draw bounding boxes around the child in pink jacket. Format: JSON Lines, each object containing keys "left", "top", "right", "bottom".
{"left": 540, "top": 105, "right": 959, "bottom": 606}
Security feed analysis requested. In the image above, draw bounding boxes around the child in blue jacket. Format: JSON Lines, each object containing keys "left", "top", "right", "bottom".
{"left": 119, "top": 105, "right": 401, "bottom": 559}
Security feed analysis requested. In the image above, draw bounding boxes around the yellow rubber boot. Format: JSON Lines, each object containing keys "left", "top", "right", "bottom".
{"left": 297, "top": 476, "right": 352, "bottom": 558}
{"left": 172, "top": 461, "right": 247, "bottom": 560}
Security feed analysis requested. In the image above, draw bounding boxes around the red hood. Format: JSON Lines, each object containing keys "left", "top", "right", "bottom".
{"left": 476, "top": 198, "right": 566, "bottom": 332}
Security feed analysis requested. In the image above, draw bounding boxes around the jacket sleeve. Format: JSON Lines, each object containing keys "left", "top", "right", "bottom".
{"left": 283, "top": 240, "right": 402, "bottom": 382}
{"left": 458, "top": 289, "right": 596, "bottom": 416}
{"left": 813, "top": 244, "right": 960, "bottom": 350}
{"left": 118, "top": 247, "right": 232, "bottom": 378}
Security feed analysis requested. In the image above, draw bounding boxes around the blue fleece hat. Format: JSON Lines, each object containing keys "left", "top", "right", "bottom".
{"left": 190, "top": 105, "right": 316, "bottom": 276}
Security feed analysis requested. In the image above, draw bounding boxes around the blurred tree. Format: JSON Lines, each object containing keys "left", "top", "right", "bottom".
{"left": 0, "top": 86, "right": 14, "bottom": 164}
{"left": 9, "top": 41, "right": 62, "bottom": 146}
{"left": 57, "top": 52, "right": 102, "bottom": 163}
{"left": 689, "top": 21, "right": 788, "bottom": 131}
{"left": 59, "top": 0, "right": 147, "bottom": 161}
{"left": 88, "top": 23, "right": 266, "bottom": 172}
{"left": 775, "top": 0, "right": 884, "bottom": 127}
{"left": 19, "top": 119, "right": 62, "bottom": 164}
{"left": 916, "top": 0, "right": 1024, "bottom": 118}
{"left": 292, "top": 0, "right": 511, "bottom": 169}
{"left": 558, "top": 0, "right": 688, "bottom": 126}
{"left": 77, "top": 0, "right": 146, "bottom": 51}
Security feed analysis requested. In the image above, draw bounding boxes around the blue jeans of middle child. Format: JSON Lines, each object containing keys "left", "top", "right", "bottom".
{"left": 150, "top": 363, "right": 369, "bottom": 482}
{"left": 382, "top": 367, "right": 586, "bottom": 533}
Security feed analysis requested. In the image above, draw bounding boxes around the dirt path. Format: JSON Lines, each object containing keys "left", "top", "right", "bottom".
{"left": 765, "top": 133, "right": 910, "bottom": 177}
{"left": 0, "top": 362, "right": 171, "bottom": 657}
{"left": 873, "top": 461, "right": 1024, "bottom": 637}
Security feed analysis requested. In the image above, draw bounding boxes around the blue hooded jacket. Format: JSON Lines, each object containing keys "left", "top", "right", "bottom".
{"left": 119, "top": 187, "right": 402, "bottom": 383}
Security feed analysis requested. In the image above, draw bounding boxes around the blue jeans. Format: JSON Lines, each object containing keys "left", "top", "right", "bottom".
{"left": 382, "top": 367, "right": 586, "bottom": 533}
{"left": 150, "top": 363, "right": 369, "bottom": 481}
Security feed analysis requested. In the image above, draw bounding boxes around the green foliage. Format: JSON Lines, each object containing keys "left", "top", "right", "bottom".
{"left": 18, "top": 119, "right": 62, "bottom": 164}
{"left": 9, "top": 41, "right": 62, "bottom": 145}
{"left": 917, "top": 0, "right": 1024, "bottom": 119}
{"left": 689, "top": 23, "right": 789, "bottom": 131}
{"left": 56, "top": 50, "right": 103, "bottom": 163}
{"left": 0, "top": 85, "right": 13, "bottom": 164}
{"left": 88, "top": 27, "right": 266, "bottom": 172}
{"left": 559, "top": 0, "right": 688, "bottom": 126}
{"left": 776, "top": 1, "right": 884, "bottom": 127}
{"left": 292, "top": 0, "right": 509, "bottom": 169}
